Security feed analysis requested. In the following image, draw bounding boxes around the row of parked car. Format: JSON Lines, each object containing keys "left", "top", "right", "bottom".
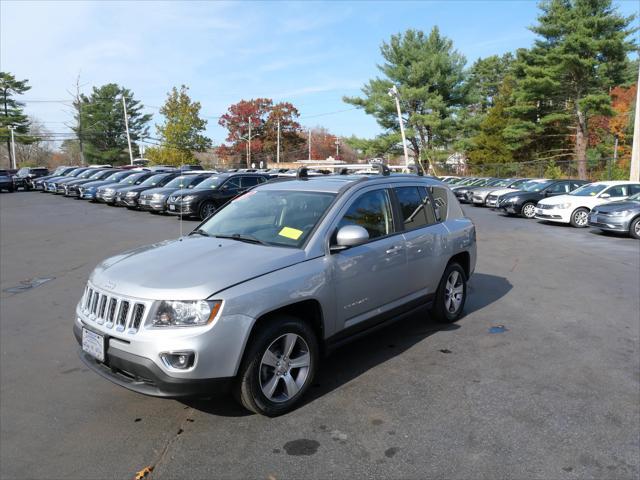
{"left": 28, "top": 165, "right": 295, "bottom": 221}
{"left": 439, "top": 176, "right": 640, "bottom": 239}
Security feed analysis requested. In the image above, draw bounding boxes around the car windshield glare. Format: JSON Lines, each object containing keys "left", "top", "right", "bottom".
{"left": 523, "top": 180, "right": 553, "bottom": 192}
{"left": 165, "top": 175, "right": 199, "bottom": 189}
{"left": 199, "top": 190, "right": 336, "bottom": 248}
{"left": 570, "top": 184, "right": 607, "bottom": 196}
{"left": 140, "top": 174, "right": 166, "bottom": 186}
{"left": 195, "top": 176, "right": 222, "bottom": 189}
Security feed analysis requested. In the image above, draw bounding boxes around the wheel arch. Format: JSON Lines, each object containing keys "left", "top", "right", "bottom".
{"left": 448, "top": 251, "right": 470, "bottom": 279}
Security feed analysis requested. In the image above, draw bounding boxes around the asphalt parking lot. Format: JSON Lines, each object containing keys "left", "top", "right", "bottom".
{"left": 1, "top": 191, "right": 639, "bottom": 480}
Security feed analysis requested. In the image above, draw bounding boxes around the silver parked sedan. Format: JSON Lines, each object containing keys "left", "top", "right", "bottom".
{"left": 588, "top": 192, "right": 640, "bottom": 239}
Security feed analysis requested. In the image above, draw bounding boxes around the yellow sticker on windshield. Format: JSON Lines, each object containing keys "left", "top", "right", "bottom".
{"left": 279, "top": 227, "right": 303, "bottom": 240}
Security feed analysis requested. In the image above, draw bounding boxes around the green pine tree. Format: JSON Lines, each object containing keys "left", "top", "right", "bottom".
{"left": 512, "top": 0, "right": 636, "bottom": 179}
{"left": 0, "top": 72, "right": 33, "bottom": 168}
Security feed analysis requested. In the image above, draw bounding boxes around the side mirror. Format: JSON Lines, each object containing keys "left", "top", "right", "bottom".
{"left": 599, "top": 193, "right": 610, "bottom": 199}
{"left": 331, "top": 225, "right": 369, "bottom": 252}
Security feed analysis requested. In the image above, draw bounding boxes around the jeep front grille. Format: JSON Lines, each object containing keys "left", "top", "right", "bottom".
{"left": 81, "top": 283, "right": 149, "bottom": 334}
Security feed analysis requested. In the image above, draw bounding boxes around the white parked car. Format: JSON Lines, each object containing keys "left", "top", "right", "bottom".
{"left": 535, "top": 181, "right": 640, "bottom": 227}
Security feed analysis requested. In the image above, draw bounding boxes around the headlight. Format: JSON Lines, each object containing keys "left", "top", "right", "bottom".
{"left": 104, "top": 188, "right": 114, "bottom": 194}
{"left": 181, "top": 195, "right": 196, "bottom": 202}
{"left": 126, "top": 191, "right": 139, "bottom": 198}
{"left": 149, "top": 300, "right": 222, "bottom": 328}
{"left": 553, "top": 203, "right": 572, "bottom": 209}
{"left": 152, "top": 193, "right": 165, "bottom": 200}
{"left": 609, "top": 210, "right": 631, "bottom": 217}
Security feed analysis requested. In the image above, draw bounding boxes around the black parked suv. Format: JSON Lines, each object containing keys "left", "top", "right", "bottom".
{"left": 138, "top": 172, "right": 214, "bottom": 213}
{"left": 0, "top": 170, "right": 15, "bottom": 192}
{"left": 166, "top": 173, "right": 269, "bottom": 220}
{"left": 497, "top": 179, "right": 588, "bottom": 218}
{"left": 14, "top": 167, "right": 50, "bottom": 190}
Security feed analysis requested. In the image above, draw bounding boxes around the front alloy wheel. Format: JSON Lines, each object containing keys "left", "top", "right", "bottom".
{"left": 199, "top": 201, "right": 216, "bottom": 220}
{"left": 570, "top": 208, "right": 589, "bottom": 228}
{"left": 235, "top": 316, "right": 318, "bottom": 416}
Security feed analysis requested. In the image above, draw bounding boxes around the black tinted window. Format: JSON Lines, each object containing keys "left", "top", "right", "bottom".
{"left": 428, "top": 186, "right": 449, "bottom": 221}
{"left": 395, "top": 186, "right": 436, "bottom": 230}
{"left": 240, "top": 176, "right": 260, "bottom": 188}
{"left": 547, "top": 182, "right": 570, "bottom": 194}
{"left": 337, "top": 189, "right": 393, "bottom": 239}
{"left": 224, "top": 177, "right": 241, "bottom": 189}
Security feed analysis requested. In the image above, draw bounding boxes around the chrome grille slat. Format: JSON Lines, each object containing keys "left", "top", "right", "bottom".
{"left": 82, "top": 282, "right": 149, "bottom": 334}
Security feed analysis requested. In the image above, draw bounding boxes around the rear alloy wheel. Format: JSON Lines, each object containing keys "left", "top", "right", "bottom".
{"left": 430, "top": 263, "right": 467, "bottom": 323}
{"left": 234, "top": 316, "right": 318, "bottom": 416}
{"left": 521, "top": 202, "right": 536, "bottom": 219}
{"left": 199, "top": 201, "right": 216, "bottom": 220}
{"left": 630, "top": 217, "right": 640, "bottom": 240}
{"left": 570, "top": 207, "right": 589, "bottom": 228}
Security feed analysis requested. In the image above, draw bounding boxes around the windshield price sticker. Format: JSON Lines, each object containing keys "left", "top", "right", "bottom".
{"left": 278, "top": 227, "right": 303, "bottom": 240}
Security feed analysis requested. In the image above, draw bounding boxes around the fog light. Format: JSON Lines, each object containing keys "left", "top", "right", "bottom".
{"left": 160, "top": 352, "right": 195, "bottom": 369}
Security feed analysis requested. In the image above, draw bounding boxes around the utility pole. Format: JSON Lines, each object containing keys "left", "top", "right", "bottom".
{"left": 122, "top": 96, "right": 134, "bottom": 165}
{"left": 308, "top": 128, "right": 311, "bottom": 161}
{"left": 610, "top": 135, "right": 618, "bottom": 180}
{"left": 335, "top": 137, "right": 340, "bottom": 159}
{"left": 248, "top": 120, "right": 252, "bottom": 167}
{"left": 388, "top": 85, "right": 410, "bottom": 170}
{"left": 630, "top": 64, "right": 640, "bottom": 182}
{"left": 276, "top": 119, "right": 281, "bottom": 164}
{"left": 8, "top": 125, "right": 16, "bottom": 169}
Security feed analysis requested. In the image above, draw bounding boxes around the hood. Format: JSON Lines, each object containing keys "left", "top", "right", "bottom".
{"left": 83, "top": 179, "right": 119, "bottom": 188}
{"left": 537, "top": 194, "right": 573, "bottom": 206}
{"left": 140, "top": 187, "right": 176, "bottom": 197}
{"left": 488, "top": 187, "right": 518, "bottom": 196}
{"left": 89, "top": 236, "right": 307, "bottom": 300}
{"left": 169, "top": 187, "right": 212, "bottom": 198}
{"left": 593, "top": 200, "right": 640, "bottom": 213}
{"left": 502, "top": 190, "right": 537, "bottom": 199}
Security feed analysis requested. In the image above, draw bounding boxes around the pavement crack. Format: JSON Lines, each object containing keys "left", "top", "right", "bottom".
{"left": 140, "top": 407, "right": 195, "bottom": 479}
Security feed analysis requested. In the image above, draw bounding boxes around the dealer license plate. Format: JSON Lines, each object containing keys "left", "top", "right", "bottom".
{"left": 82, "top": 328, "right": 105, "bottom": 362}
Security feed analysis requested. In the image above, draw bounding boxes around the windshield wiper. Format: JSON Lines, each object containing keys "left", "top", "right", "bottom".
{"left": 189, "top": 228, "right": 211, "bottom": 237}
{"left": 212, "top": 233, "right": 269, "bottom": 246}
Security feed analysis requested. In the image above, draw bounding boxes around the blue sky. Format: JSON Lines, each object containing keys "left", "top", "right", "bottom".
{"left": 1, "top": 0, "right": 638, "bottom": 146}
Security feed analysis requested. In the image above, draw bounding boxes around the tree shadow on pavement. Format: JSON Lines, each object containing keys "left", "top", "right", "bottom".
{"left": 185, "top": 273, "right": 512, "bottom": 417}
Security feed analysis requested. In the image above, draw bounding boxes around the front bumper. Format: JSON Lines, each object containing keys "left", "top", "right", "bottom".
{"left": 64, "top": 187, "right": 80, "bottom": 197}
{"left": 588, "top": 212, "right": 631, "bottom": 232}
{"left": 472, "top": 195, "right": 487, "bottom": 205}
{"left": 138, "top": 198, "right": 166, "bottom": 211}
{"left": 497, "top": 203, "right": 519, "bottom": 214}
{"left": 118, "top": 196, "right": 139, "bottom": 207}
{"left": 79, "top": 189, "right": 97, "bottom": 200}
{"left": 166, "top": 202, "right": 195, "bottom": 216}
{"left": 534, "top": 207, "right": 570, "bottom": 223}
{"left": 98, "top": 192, "right": 117, "bottom": 204}
{"left": 74, "top": 323, "right": 231, "bottom": 397}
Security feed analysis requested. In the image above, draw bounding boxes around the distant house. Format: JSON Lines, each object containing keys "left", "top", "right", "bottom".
{"left": 444, "top": 153, "right": 467, "bottom": 174}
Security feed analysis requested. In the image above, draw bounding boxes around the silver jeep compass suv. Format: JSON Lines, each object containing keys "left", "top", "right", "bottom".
{"left": 74, "top": 170, "right": 477, "bottom": 415}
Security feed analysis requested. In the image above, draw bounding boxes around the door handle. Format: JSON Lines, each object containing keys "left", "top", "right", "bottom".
{"left": 385, "top": 245, "right": 403, "bottom": 254}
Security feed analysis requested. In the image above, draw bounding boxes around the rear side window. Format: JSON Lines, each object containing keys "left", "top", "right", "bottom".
{"left": 240, "top": 176, "right": 260, "bottom": 188}
{"left": 337, "top": 189, "right": 393, "bottom": 239}
{"left": 428, "top": 186, "right": 449, "bottom": 221}
{"left": 395, "top": 186, "right": 437, "bottom": 230}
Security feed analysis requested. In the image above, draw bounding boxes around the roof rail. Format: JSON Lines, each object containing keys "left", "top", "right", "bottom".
{"left": 296, "top": 166, "right": 309, "bottom": 179}
{"left": 372, "top": 164, "right": 391, "bottom": 176}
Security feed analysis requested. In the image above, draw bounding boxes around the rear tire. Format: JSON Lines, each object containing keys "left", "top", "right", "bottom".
{"left": 521, "top": 202, "right": 536, "bottom": 219}
{"left": 570, "top": 207, "right": 589, "bottom": 228}
{"left": 430, "top": 263, "right": 467, "bottom": 323}
{"left": 630, "top": 217, "right": 640, "bottom": 240}
{"left": 234, "top": 316, "right": 318, "bottom": 416}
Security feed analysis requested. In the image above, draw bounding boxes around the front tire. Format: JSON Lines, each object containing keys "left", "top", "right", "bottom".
{"left": 234, "top": 316, "right": 318, "bottom": 416}
{"left": 521, "top": 202, "right": 536, "bottom": 219}
{"left": 570, "top": 207, "right": 589, "bottom": 228}
{"left": 198, "top": 201, "right": 216, "bottom": 220}
{"left": 430, "top": 263, "right": 467, "bottom": 323}
{"left": 630, "top": 217, "right": 640, "bottom": 240}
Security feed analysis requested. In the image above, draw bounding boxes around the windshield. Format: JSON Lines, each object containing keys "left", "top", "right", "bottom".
{"left": 570, "top": 184, "right": 607, "bottom": 197}
{"left": 194, "top": 176, "right": 222, "bottom": 189}
{"left": 124, "top": 172, "right": 149, "bottom": 185}
{"left": 628, "top": 192, "right": 640, "bottom": 201}
{"left": 491, "top": 179, "right": 512, "bottom": 187}
{"left": 522, "top": 180, "right": 553, "bottom": 192}
{"left": 198, "top": 190, "right": 336, "bottom": 248}
{"left": 67, "top": 168, "right": 86, "bottom": 177}
{"left": 165, "top": 175, "right": 204, "bottom": 189}
{"left": 509, "top": 179, "right": 529, "bottom": 188}
{"left": 140, "top": 174, "right": 169, "bottom": 187}
{"left": 105, "top": 171, "right": 130, "bottom": 182}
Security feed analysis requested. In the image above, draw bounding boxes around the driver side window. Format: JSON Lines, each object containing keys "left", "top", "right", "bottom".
{"left": 337, "top": 189, "right": 393, "bottom": 240}
{"left": 604, "top": 186, "right": 626, "bottom": 198}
